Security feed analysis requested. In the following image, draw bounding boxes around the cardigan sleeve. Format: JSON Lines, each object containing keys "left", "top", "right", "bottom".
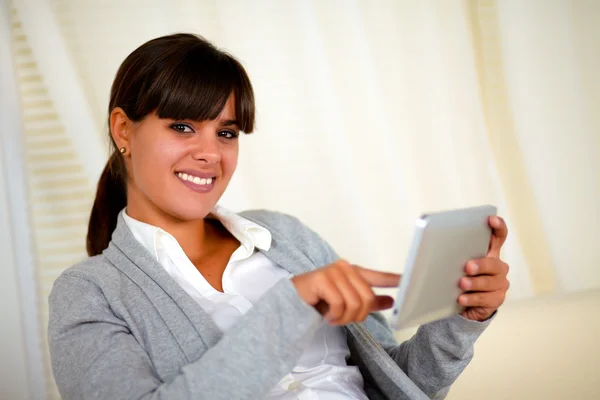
{"left": 48, "top": 272, "right": 322, "bottom": 400}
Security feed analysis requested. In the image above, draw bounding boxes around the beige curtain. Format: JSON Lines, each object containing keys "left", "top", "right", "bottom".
{"left": 7, "top": 0, "right": 599, "bottom": 398}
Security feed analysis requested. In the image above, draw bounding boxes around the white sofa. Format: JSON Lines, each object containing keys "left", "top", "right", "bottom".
{"left": 395, "top": 289, "right": 600, "bottom": 400}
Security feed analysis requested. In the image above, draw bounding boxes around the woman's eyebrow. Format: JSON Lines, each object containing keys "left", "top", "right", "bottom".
{"left": 220, "top": 119, "right": 239, "bottom": 127}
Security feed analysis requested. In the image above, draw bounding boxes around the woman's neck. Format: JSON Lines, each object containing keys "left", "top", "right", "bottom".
{"left": 126, "top": 201, "right": 215, "bottom": 261}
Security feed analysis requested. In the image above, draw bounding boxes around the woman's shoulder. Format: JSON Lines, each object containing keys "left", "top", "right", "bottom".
{"left": 239, "top": 209, "right": 321, "bottom": 242}
{"left": 48, "top": 254, "right": 124, "bottom": 322}
{"left": 240, "top": 209, "right": 339, "bottom": 263}
{"left": 239, "top": 209, "right": 303, "bottom": 229}
{"left": 53, "top": 253, "right": 121, "bottom": 291}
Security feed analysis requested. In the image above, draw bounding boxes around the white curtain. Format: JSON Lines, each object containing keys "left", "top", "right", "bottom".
{"left": 7, "top": 0, "right": 600, "bottom": 398}
{"left": 493, "top": 0, "right": 600, "bottom": 293}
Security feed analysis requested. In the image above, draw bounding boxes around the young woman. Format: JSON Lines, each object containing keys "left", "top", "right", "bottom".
{"left": 48, "top": 33, "right": 510, "bottom": 400}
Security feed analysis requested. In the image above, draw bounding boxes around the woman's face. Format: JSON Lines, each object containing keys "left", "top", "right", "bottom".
{"left": 116, "top": 95, "right": 239, "bottom": 224}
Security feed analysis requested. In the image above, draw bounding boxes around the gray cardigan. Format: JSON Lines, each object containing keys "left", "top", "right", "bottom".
{"left": 48, "top": 210, "right": 490, "bottom": 400}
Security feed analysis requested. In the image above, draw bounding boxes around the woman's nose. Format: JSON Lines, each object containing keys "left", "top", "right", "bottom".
{"left": 191, "top": 137, "right": 220, "bottom": 164}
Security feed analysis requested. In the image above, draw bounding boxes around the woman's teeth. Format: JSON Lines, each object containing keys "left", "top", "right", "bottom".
{"left": 177, "top": 172, "right": 213, "bottom": 185}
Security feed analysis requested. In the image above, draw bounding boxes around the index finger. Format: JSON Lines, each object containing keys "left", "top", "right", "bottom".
{"left": 354, "top": 266, "right": 401, "bottom": 288}
{"left": 487, "top": 216, "right": 508, "bottom": 258}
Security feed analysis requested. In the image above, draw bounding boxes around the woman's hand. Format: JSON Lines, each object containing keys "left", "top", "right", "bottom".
{"left": 292, "top": 260, "right": 400, "bottom": 326}
{"left": 459, "top": 216, "right": 510, "bottom": 322}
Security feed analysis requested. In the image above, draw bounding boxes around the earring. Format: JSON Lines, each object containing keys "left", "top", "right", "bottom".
{"left": 119, "top": 147, "right": 126, "bottom": 154}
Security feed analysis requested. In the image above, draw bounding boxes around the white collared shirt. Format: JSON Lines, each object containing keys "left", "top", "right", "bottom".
{"left": 123, "top": 205, "right": 367, "bottom": 399}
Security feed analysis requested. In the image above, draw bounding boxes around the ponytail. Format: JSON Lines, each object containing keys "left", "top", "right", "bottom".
{"left": 86, "top": 150, "right": 127, "bottom": 256}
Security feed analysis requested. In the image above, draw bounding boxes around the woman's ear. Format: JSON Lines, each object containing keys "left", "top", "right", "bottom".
{"left": 110, "top": 107, "right": 131, "bottom": 153}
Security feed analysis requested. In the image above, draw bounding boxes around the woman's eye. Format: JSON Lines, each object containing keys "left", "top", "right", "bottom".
{"left": 218, "top": 130, "right": 239, "bottom": 139}
{"left": 170, "top": 123, "right": 194, "bottom": 134}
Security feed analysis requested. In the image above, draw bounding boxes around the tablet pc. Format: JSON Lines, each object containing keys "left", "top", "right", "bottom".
{"left": 389, "top": 205, "right": 497, "bottom": 330}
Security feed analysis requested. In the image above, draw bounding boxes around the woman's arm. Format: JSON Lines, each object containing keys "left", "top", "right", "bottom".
{"left": 49, "top": 273, "right": 321, "bottom": 400}
{"left": 362, "top": 311, "right": 490, "bottom": 399}
{"left": 277, "top": 213, "right": 491, "bottom": 399}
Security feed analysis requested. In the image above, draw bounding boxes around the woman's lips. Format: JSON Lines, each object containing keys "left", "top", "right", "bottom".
{"left": 175, "top": 172, "right": 216, "bottom": 193}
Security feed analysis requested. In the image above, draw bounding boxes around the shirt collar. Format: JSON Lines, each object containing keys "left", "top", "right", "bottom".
{"left": 208, "top": 204, "right": 272, "bottom": 258}
{"left": 121, "top": 205, "right": 272, "bottom": 262}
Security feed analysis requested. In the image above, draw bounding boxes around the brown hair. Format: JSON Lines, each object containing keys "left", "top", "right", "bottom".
{"left": 86, "top": 33, "right": 255, "bottom": 256}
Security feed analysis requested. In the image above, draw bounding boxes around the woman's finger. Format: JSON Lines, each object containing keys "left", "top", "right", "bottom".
{"left": 464, "top": 258, "right": 509, "bottom": 277}
{"left": 317, "top": 274, "right": 345, "bottom": 321}
{"left": 372, "top": 295, "right": 395, "bottom": 311}
{"left": 487, "top": 216, "right": 508, "bottom": 258}
{"left": 458, "top": 290, "right": 506, "bottom": 308}
{"left": 327, "top": 268, "right": 362, "bottom": 325}
{"left": 354, "top": 266, "right": 401, "bottom": 288}
{"left": 344, "top": 266, "right": 376, "bottom": 322}
{"left": 459, "top": 274, "right": 509, "bottom": 292}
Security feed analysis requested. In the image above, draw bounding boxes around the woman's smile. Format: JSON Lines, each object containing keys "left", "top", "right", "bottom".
{"left": 175, "top": 171, "right": 217, "bottom": 193}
